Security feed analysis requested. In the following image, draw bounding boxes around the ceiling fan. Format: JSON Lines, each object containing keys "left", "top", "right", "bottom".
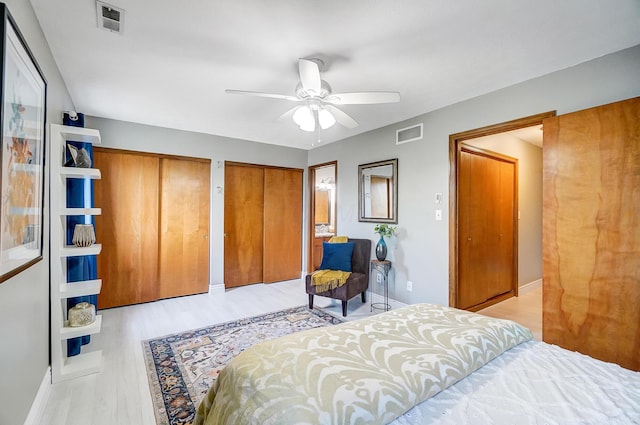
{"left": 225, "top": 58, "right": 400, "bottom": 137}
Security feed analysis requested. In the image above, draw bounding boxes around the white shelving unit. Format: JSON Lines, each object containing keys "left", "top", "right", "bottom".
{"left": 50, "top": 124, "right": 103, "bottom": 383}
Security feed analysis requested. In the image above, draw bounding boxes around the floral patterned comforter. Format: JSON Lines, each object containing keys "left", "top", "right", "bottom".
{"left": 194, "top": 303, "right": 533, "bottom": 425}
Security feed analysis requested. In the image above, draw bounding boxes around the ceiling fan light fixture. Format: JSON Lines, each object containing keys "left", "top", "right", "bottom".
{"left": 318, "top": 108, "right": 336, "bottom": 130}
{"left": 293, "top": 106, "right": 315, "bottom": 132}
{"left": 226, "top": 58, "right": 397, "bottom": 135}
{"left": 300, "top": 120, "right": 315, "bottom": 132}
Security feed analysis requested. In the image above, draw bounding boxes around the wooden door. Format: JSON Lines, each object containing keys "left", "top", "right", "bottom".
{"left": 94, "top": 150, "right": 160, "bottom": 309}
{"left": 263, "top": 168, "right": 303, "bottom": 283}
{"left": 158, "top": 157, "right": 211, "bottom": 299}
{"left": 312, "top": 236, "right": 331, "bottom": 270}
{"left": 543, "top": 97, "right": 640, "bottom": 371}
{"left": 224, "top": 163, "right": 264, "bottom": 288}
{"left": 491, "top": 159, "right": 517, "bottom": 298}
{"left": 457, "top": 145, "right": 517, "bottom": 310}
{"left": 458, "top": 149, "right": 486, "bottom": 308}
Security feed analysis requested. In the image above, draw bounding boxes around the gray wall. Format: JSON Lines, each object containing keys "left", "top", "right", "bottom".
{"left": 0, "top": 1, "right": 75, "bottom": 423}
{"left": 308, "top": 44, "right": 640, "bottom": 305}
{"left": 83, "top": 117, "right": 309, "bottom": 288}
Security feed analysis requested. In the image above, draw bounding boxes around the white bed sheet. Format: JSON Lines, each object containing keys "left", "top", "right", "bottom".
{"left": 392, "top": 340, "right": 640, "bottom": 425}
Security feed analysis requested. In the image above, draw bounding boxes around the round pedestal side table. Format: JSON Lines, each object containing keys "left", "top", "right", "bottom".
{"left": 370, "top": 260, "right": 391, "bottom": 312}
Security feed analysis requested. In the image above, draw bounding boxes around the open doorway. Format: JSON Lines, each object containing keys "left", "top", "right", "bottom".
{"left": 449, "top": 112, "right": 554, "bottom": 311}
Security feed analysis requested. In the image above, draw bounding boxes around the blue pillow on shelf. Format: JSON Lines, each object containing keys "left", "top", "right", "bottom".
{"left": 319, "top": 241, "right": 354, "bottom": 272}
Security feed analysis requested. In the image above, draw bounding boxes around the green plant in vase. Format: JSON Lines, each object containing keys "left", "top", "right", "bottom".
{"left": 374, "top": 224, "right": 396, "bottom": 261}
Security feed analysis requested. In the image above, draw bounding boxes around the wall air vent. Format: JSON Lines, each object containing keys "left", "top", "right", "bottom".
{"left": 396, "top": 123, "right": 423, "bottom": 145}
{"left": 96, "top": 1, "right": 125, "bottom": 34}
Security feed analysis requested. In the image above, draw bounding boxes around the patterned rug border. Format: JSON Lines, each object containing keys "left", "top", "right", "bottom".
{"left": 142, "top": 305, "right": 343, "bottom": 425}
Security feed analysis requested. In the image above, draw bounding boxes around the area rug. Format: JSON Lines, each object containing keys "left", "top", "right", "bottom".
{"left": 142, "top": 306, "right": 343, "bottom": 425}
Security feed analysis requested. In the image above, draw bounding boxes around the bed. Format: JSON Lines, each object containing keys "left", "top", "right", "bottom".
{"left": 194, "top": 303, "right": 640, "bottom": 425}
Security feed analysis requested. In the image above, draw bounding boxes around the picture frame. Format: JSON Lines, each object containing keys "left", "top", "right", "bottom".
{"left": 0, "top": 3, "right": 47, "bottom": 283}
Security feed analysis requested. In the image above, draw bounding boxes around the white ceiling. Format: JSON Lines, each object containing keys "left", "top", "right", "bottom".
{"left": 508, "top": 126, "right": 544, "bottom": 148}
{"left": 30, "top": 0, "right": 640, "bottom": 150}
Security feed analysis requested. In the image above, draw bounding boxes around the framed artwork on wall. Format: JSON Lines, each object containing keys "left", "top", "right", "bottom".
{"left": 0, "top": 3, "right": 47, "bottom": 283}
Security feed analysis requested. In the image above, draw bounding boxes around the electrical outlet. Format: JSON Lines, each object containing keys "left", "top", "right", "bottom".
{"left": 376, "top": 273, "right": 382, "bottom": 283}
{"left": 406, "top": 280, "right": 413, "bottom": 292}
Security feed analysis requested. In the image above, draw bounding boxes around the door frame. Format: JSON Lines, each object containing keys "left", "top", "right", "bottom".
{"left": 448, "top": 111, "right": 555, "bottom": 308}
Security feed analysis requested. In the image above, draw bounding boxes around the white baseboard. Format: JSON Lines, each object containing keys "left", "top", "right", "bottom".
{"left": 24, "top": 366, "right": 51, "bottom": 425}
{"left": 368, "top": 289, "right": 407, "bottom": 309}
{"left": 208, "top": 283, "right": 225, "bottom": 295}
{"left": 519, "top": 278, "right": 542, "bottom": 294}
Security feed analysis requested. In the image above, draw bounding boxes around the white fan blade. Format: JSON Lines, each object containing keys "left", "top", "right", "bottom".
{"left": 325, "top": 91, "right": 400, "bottom": 105}
{"left": 324, "top": 105, "right": 359, "bottom": 129}
{"left": 225, "top": 89, "right": 300, "bottom": 102}
{"left": 298, "top": 59, "right": 322, "bottom": 94}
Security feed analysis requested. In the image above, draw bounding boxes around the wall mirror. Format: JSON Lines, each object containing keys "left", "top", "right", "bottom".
{"left": 309, "top": 161, "right": 337, "bottom": 271}
{"left": 358, "top": 158, "right": 398, "bottom": 223}
{"left": 313, "top": 164, "right": 336, "bottom": 235}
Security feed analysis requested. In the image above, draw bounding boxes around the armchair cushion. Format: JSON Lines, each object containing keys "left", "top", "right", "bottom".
{"left": 319, "top": 241, "right": 354, "bottom": 272}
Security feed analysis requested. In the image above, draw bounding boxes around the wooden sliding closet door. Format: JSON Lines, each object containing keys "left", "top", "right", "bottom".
{"left": 543, "top": 97, "right": 640, "bottom": 371}
{"left": 491, "top": 159, "right": 516, "bottom": 298}
{"left": 94, "top": 150, "right": 160, "bottom": 309}
{"left": 263, "top": 168, "right": 303, "bottom": 283}
{"left": 224, "top": 163, "right": 264, "bottom": 288}
{"left": 224, "top": 162, "right": 303, "bottom": 288}
{"left": 457, "top": 145, "right": 517, "bottom": 311}
{"left": 158, "top": 157, "right": 211, "bottom": 299}
{"left": 95, "top": 148, "right": 211, "bottom": 308}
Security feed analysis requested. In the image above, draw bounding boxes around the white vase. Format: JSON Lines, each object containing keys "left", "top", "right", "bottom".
{"left": 68, "top": 302, "right": 96, "bottom": 327}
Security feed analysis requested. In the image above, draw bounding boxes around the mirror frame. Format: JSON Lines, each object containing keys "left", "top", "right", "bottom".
{"left": 358, "top": 158, "right": 398, "bottom": 224}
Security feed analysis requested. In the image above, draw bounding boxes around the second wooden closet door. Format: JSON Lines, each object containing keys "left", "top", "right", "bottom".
{"left": 224, "top": 163, "right": 302, "bottom": 288}
{"left": 158, "top": 158, "right": 211, "bottom": 299}
{"left": 263, "top": 167, "right": 303, "bottom": 283}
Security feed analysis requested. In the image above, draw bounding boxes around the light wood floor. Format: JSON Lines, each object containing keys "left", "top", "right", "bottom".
{"left": 477, "top": 283, "right": 542, "bottom": 340}
{"left": 39, "top": 280, "right": 541, "bottom": 425}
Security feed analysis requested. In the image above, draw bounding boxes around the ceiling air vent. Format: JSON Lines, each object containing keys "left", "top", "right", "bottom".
{"left": 96, "top": 1, "right": 125, "bottom": 34}
{"left": 396, "top": 123, "right": 423, "bottom": 145}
